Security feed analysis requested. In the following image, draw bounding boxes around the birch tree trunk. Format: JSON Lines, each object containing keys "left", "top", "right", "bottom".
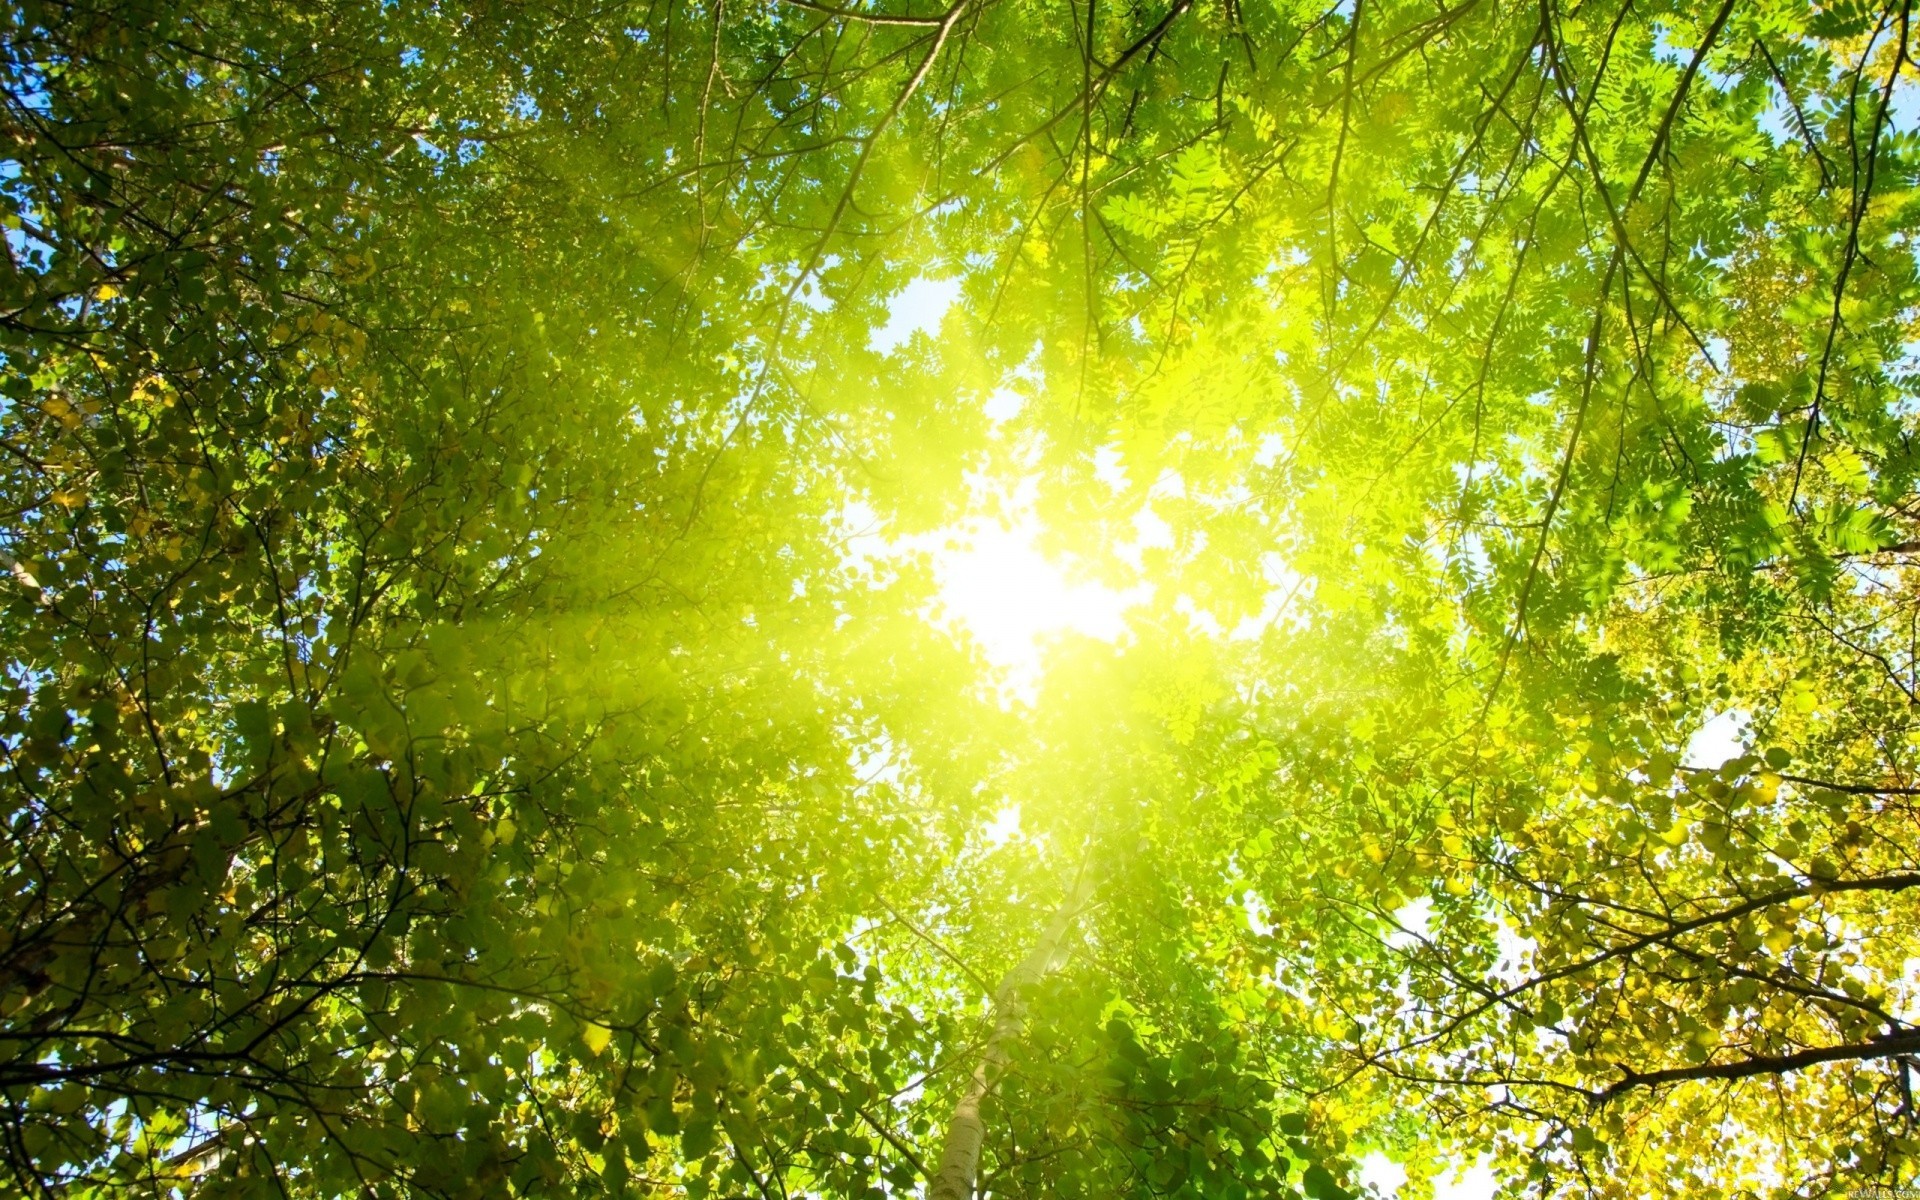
{"left": 927, "top": 874, "right": 1092, "bottom": 1200}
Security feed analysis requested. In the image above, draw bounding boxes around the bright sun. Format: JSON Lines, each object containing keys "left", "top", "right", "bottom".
{"left": 928, "top": 512, "right": 1144, "bottom": 689}
{"left": 840, "top": 473, "right": 1165, "bottom": 700}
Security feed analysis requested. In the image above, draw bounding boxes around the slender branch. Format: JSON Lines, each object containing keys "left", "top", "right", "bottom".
{"left": 1600, "top": 1031, "right": 1920, "bottom": 1100}
{"left": 778, "top": 0, "right": 950, "bottom": 24}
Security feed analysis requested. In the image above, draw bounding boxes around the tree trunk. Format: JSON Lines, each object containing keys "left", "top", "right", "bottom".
{"left": 927, "top": 873, "right": 1091, "bottom": 1200}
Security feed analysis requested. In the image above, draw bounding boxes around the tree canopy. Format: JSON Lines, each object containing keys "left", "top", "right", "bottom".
{"left": 3, "top": 0, "right": 1920, "bottom": 1196}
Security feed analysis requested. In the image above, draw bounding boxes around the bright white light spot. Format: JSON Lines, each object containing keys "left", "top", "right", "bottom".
{"left": 837, "top": 498, "right": 887, "bottom": 568}
{"left": 872, "top": 276, "right": 959, "bottom": 354}
{"left": 850, "top": 737, "right": 901, "bottom": 791}
{"left": 1176, "top": 594, "right": 1224, "bottom": 637}
{"left": 981, "top": 803, "right": 1022, "bottom": 847}
{"left": 1492, "top": 919, "right": 1539, "bottom": 987}
{"left": 1433, "top": 1156, "right": 1497, "bottom": 1200}
{"left": 1387, "top": 896, "right": 1433, "bottom": 950}
{"left": 1133, "top": 506, "right": 1173, "bottom": 549}
{"left": 1685, "top": 708, "right": 1750, "bottom": 769}
{"left": 1358, "top": 1152, "right": 1407, "bottom": 1197}
{"left": 983, "top": 387, "right": 1024, "bottom": 422}
{"left": 1113, "top": 505, "right": 1172, "bottom": 573}
{"left": 1242, "top": 890, "right": 1274, "bottom": 937}
{"left": 1093, "top": 445, "right": 1130, "bottom": 491}
{"left": 927, "top": 511, "right": 1145, "bottom": 699}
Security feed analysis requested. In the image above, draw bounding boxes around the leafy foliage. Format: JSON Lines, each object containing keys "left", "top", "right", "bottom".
{"left": 3, "top": 0, "right": 1920, "bottom": 1196}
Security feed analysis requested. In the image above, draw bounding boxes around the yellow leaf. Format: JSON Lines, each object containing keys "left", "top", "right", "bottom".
{"left": 582, "top": 1022, "right": 612, "bottom": 1055}
{"left": 42, "top": 395, "right": 81, "bottom": 429}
